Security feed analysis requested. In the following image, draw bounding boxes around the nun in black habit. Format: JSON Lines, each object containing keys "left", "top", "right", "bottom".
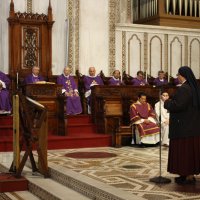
{"left": 164, "top": 66, "right": 200, "bottom": 184}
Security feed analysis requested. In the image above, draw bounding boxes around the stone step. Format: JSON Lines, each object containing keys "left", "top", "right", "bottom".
{"left": 0, "top": 153, "right": 90, "bottom": 200}
{"left": 24, "top": 153, "right": 144, "bottom": 200}
{"left": 0, "top": 152, "right": 144, "bottom": 200}
{"left": 27, "top": 174, "right": 91, "bottom": 200}
{"left": 6, "top": 191, "right": 40, "bottom": 200}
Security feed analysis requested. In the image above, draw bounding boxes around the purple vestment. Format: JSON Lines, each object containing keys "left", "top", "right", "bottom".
{"left": 108, "top": 77, "right": 122, "bottom": 85}
{"left": 83, "top": 75, "right": 104, "bottom": 105}
{"left": 83, "top": 75, "right": 104, "bottom": 91}
{"left": 153, "top": 77, "right": 168, "bottom": 86}
{"left": 24, "top": 74, "right": 44, "bottom": 84}
{"left": 57, "top": 74, "right": 82, "bottom": 115}
{"left": 132, "top": 78, "right": 147, "bottom": 86}
{"left": 0, "top": 71, "right": 12, "bottom": 111}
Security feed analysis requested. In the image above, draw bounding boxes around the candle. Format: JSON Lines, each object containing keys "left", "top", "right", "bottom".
{"left": 145, "top": 70, "right": 147, "bottom": 82}
{"left": 16, "top": 72, "right": 18, "bottom": 88}
{"left": 168, "top": 72, "right": 170, "bottom": 82}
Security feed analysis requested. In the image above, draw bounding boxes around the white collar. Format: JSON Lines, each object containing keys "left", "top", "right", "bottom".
{"left": 32, "top": 74, "right": 38, "bottom": 77}
{"left": 112, "top": 76, "right": 119, "bottom": 81}
{"left": 63, "top": 73, "right": 70, "bottom": 78}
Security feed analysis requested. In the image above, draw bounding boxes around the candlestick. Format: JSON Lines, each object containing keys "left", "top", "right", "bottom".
{"left": 16, "top": 72, "right": 18, "bottom": 89}
{"left": 168, "top": 72, "right": 170, "bottom": 82}
{"left": 145, "top": 70, "right": 147, "bottom": 82}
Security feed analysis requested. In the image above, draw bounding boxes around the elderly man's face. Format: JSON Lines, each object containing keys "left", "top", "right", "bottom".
{"left": 89, "top": 67, "right": 96, "bottom": 76}
{"left": 64, "top": 67, "right": 71, "bottom": 76}
{"left": 113, "top": 70, "right": 120, "bottom": 79}
{"left": 32, "top": 67, "right": 40, "bottom": 76}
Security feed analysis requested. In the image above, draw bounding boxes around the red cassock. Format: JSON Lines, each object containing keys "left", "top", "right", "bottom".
{"left": 130, "top": 102, "right": 160, "bottom": 138}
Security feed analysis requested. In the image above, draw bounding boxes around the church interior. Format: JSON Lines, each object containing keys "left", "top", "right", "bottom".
{"left": 1, "top": 0, "right": 200, "bottom": 199}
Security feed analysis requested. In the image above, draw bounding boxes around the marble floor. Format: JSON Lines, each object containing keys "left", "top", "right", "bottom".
{"left": 45, "top": 146, "right": 200, "bottom": 200}
{"left": 1, "top": 146, "right": 200, "bottom": 200}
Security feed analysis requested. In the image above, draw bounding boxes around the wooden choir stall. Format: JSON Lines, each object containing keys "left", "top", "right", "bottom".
{"left": 23, "top": 83, "right": 65, "bottom": 136}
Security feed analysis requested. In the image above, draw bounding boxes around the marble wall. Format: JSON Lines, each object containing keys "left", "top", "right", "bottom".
{"left": 115, "top": 23, "right": 200, "bottom": 79}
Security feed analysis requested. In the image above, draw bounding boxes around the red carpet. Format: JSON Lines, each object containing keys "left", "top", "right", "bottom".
{"left": 64, "top": 152, "right": 117, "bottom": 158}
{"left": 0, "top": 173, "right": 28, "bottom": 192}
{"left": 0, "top": 115, "right": 112, "bottom": 151}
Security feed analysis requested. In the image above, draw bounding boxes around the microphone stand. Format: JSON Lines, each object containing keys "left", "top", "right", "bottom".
{"left": 149, "top": 87, "right": 171, "bottom": 184}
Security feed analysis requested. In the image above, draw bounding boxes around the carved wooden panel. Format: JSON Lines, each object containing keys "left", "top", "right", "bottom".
{"left": 7, "top": 0, "right": 54, "bottom": 91}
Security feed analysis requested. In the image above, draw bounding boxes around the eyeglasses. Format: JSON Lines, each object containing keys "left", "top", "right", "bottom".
{"left": 162, "top": 94, "right": 169, "bottom": 97}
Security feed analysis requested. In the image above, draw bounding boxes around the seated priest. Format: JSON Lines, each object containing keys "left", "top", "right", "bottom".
{"left": 0, "top": 71, "right": 12, "bottom": 112}
{"left": 131, "top": 71, "right": 148, "bottom": 86}
{"left": 130, "top": 92, "right": 160, "bottom": 146}
{"left": 155, "top": 91, "right": 169, "bottom": 147}
{"left": 108, "top": 69, "right": 123, "bottom": 85}
{"left": 57, "top": 67, "right": 82, "bottom": 115}
{"left": 153, "top": 70, "right": 168, "bottom": 86}
{"left": 83, "top": 66, "right": 104, "bottom": 114}
{"left": 24, "top": 66, "right": 45, "bottom": 84}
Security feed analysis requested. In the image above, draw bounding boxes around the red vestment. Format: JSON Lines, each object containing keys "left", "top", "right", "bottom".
{"left": 130, "top": 102, "right": 159, "bottom": 138}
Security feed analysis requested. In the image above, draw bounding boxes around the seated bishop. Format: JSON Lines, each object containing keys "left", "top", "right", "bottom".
{"left": 0, "top": 71, "right": 12, "bottom": 112}
{"left": 130, "top": 92, "right": 160, "bottom": 146}
{"left": 132, "top": 71, "right": 148, "bottom": 86}
{"left": 153, "top": 70, "right": 168, "bottom": 86}
{"left": 83, "top": 66, "right": 104, "bottom": 113}
{"left": 108, "top": 70, "right": 123, "bottom": 85}
{"left": 57, "top": 67, "right": 82, "bottom": 115}
{"left": 24, "top": 66, "right": 45, "bottom": 84}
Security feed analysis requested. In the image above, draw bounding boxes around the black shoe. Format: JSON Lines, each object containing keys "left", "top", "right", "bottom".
{"left": 175, "top": 176, "right": 196, "bottom": 185}
{"left": 175, "top": 176, "right": 186, "bottom": 183}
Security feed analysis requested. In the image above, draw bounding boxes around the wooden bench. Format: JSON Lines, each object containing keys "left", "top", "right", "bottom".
{"left": 114, "top": 125, "right": 133, "bottom": 148}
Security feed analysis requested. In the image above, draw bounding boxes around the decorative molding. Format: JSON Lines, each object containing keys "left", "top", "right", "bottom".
{"left": 189, "top": 38, "right": 200, "bottom": 77}
{"left": 170, "top": 36, "right": 183, "bottom": 76}
{"left": 14, "top": 12, "right": 48, "bottom": 21}
{"left": 109, "top": 0, "right": 116, "bottom": 75}
{"left": 128, "top": 34, "right": 142, "bottom": 74}
{"left": 74, "top": 0, "right": 80, "bottom": 73}
{"left": 122, "top": 31, "right": 126, "bottom": 72}
{"left": 67, "top": 0, "right": 74, "bottom": 69}
{"left": 27, "top": 0, "right": 32, "bottom": 13}
{"left": 184, "top": 35, "right": 188, "bottom": 66}
{"left": 22, "top": 26, "right": 40, "bottom": 69}
{"left": 127, "top": 0, "right": 132, "bottom": 22}
{"left": 149, "top": 35, "right": 163, "bottom": 74}
{"left": 144, "top": 32, "right": 148, "bottom": 72}
{"left": 116, "top": 0, "right": 120, "bottom": 23}
{"left": 164, "top": 34, "right": 168, "bottom": 73}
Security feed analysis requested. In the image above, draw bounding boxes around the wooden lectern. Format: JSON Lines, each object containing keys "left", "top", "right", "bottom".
{"left": 11, "top": 93, "right": 49, "bottom": 177}
{"left": 23, "top": 83, "right": 65, "bottom": 136}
